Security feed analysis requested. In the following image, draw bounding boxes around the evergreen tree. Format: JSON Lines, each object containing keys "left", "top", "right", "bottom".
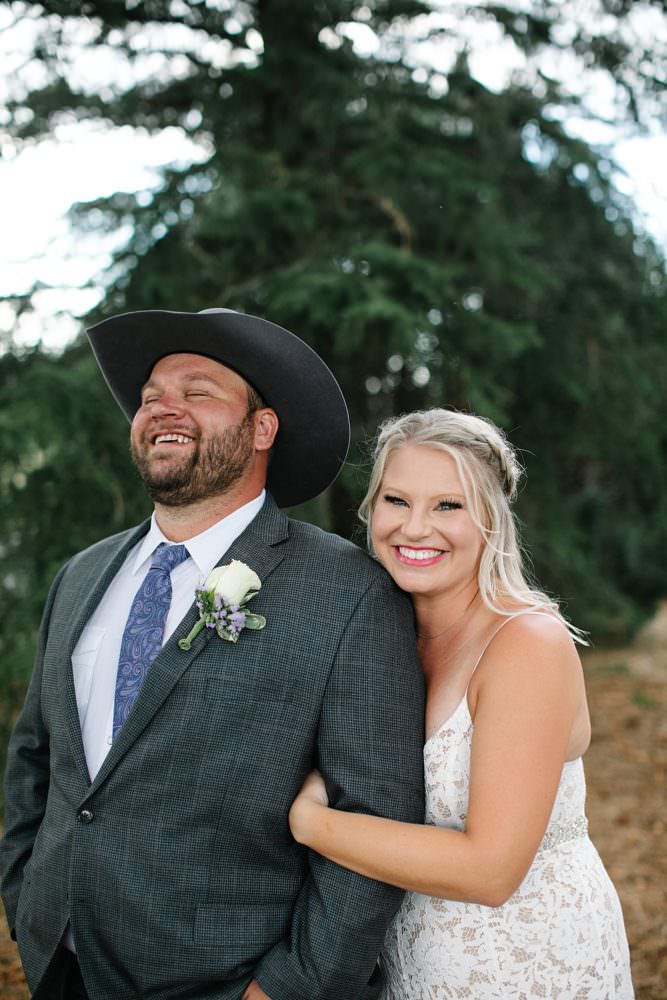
{"left": 1, "top": 0, "right": 666, "bottom": 764}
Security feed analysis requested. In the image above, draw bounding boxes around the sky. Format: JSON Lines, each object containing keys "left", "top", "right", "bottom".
{"left": 0, "top": 124, "right": 210, "bottom": 348}
{"left": 0, "top": 2, "right": 665, "bottom": 351}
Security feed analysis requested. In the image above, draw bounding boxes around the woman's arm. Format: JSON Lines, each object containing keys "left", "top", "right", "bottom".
{"left": 290, "top": 615, "right": 582, "bottom": 906}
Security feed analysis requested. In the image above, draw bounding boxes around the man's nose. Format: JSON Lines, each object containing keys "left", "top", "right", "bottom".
{"left": 149, "top": 390, "right": 186, "bottom": 417}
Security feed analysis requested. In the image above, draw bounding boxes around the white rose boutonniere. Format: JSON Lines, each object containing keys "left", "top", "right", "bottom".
{"left": 178, "top": 560, "right": 267, "bottom": 649}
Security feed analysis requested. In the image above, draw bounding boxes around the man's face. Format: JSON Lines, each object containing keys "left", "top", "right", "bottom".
{"left": 130, "top": 353, "right": 258, "bottom": 506}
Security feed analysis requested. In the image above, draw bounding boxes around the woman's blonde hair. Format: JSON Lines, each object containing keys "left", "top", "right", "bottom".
{"left": 359, "top": 408, "right": 586, "bottom": 643}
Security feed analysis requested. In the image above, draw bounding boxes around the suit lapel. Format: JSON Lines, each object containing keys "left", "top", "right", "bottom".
{"left": 86, "top": 497, "right": 290, "bottom": 796}
{"left": 63, "top": 521, "right": 151, "bottom": 785}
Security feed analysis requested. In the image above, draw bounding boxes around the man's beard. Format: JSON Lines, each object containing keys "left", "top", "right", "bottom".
{"left": 131, "top": 412, "right": 256, "bottom": 507}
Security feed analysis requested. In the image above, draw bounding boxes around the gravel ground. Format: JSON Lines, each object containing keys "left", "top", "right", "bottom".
{"left": 1, "top": 608, "right": 665, "bottom": 998}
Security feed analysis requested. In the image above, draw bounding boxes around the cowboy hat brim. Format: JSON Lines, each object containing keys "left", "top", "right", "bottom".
{"left": 86, "top": 309, "right": 350, "bottom": 508}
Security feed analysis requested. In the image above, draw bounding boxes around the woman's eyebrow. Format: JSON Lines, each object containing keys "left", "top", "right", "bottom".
{"left": 381, "top": 485, "right": 466, "bottom": 500}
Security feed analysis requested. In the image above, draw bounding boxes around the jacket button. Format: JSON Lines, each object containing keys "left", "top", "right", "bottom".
{"left": 77, "top": 809, "right": 94, "bottom": 824}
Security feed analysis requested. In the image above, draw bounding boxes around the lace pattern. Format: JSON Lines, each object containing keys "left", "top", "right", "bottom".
{"left": 380, "top": 696, "right": 634, "bottom": 999}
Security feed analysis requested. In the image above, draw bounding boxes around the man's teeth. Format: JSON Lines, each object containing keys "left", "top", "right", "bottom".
{"left": 155, "top": 434, "right": 193, "bottom": 445}
{"left": 398, "top": 547, "right": 443, "bottom": 560}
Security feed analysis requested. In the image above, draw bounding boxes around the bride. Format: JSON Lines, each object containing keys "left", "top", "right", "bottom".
{"left": 290, "top": 408, "right": 633, "bottom": 999}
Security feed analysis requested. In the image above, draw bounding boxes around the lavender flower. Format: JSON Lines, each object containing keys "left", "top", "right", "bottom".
{"left": 229, "top": 610, "right": 247, "bottom": 634}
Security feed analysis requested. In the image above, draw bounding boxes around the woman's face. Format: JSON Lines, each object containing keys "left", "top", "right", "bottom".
{"left": 371, "top": 444, "right": 484, "bottom": 602}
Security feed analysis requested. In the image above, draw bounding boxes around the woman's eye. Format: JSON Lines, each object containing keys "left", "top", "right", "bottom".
{"left": 437, "top": 499, "right": 463, "bottom": 511}
{"left": 384, "top": 494, "right": 408, "bottom": 506}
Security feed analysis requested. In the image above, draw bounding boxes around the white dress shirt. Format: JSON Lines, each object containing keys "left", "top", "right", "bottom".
{"left": 71, "top": 490, "right": 266, "bottom": 783}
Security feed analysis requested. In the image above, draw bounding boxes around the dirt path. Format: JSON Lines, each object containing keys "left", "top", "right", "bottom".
{"left": 581, "top": 609, "right": 667, "bottom": 999}
{"left": 1, "top": 613, "right": 665, "bottom": 998}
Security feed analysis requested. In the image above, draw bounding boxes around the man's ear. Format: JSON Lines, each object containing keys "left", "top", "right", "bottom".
{"left": 253, "top": 409, "right": 279, "bottom": 452}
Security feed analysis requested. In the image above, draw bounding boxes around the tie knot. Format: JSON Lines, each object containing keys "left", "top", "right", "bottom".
{"left": 151, "top": 543, "right": 190, "bottom": 574}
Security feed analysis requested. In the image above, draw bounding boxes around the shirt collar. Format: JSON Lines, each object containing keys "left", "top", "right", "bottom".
{"left": 131, "top": 490, "right": 266, "bottom": 580}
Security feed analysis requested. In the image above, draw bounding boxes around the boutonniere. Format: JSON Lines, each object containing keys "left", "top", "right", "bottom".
{"left": 178, "top": 560, "right": 267, "bottom": 649}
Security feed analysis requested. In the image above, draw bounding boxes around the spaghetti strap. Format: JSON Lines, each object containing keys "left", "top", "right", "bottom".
{"left": 423, "top": 610, "right": 566, "bottom": 748}
{"left": 468, "top": 610, "right": 558, "bottom": 680}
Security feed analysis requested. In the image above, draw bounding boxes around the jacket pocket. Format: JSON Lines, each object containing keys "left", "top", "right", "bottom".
{"left": 204, "top": 674, "right": 295, "bottom": 705}
{"left": 193, "top": 901, "right": 290, "bottom": 958}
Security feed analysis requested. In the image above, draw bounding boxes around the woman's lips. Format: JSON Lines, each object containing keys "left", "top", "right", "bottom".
{"left": 393, "top": 545, "right": 447, "bottom": 567}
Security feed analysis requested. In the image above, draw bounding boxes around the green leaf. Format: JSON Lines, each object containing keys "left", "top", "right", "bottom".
{"left": 244, "top": 614, "right": 267, "bottom": 630}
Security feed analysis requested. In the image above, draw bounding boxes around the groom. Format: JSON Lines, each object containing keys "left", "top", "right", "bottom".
{"left": 1, "top": 308, "right": 425, "bottom": 1000}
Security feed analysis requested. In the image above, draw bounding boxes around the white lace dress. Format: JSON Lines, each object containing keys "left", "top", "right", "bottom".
{"left": 381, "top": 693, "right": 634, "bottom": 999}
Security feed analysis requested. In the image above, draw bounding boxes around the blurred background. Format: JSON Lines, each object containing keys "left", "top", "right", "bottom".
{"left": 0, "top": 0, "right": 665, "bottom": 995}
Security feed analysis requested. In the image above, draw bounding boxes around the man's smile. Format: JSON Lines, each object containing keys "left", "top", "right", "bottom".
{"left": 150, "top": 432, "right": 196, "bottom": 447}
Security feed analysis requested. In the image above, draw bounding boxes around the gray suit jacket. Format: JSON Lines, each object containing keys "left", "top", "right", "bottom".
{"left": 1, "top": 496, "right": 425, "bottom": 1000}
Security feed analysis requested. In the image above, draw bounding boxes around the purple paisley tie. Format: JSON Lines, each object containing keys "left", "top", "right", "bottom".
{"left": 112, "top": 542, "right": 190, "bottom": 742}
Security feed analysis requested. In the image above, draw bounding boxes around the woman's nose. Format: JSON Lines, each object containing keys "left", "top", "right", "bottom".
{"left": 402, "top": 507, "right": 430, "bottom": 540}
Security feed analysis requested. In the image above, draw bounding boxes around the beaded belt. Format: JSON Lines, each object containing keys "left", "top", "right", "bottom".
{"left": 538, "top": 816, "right": 589, "bottom": 853}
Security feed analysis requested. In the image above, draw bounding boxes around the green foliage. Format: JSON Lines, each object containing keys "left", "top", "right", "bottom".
{"left": 1, "top": 0, "right": 666, "bottom": 770}
{"left": 0, "top": 346, "right": 150, "bottom": 763}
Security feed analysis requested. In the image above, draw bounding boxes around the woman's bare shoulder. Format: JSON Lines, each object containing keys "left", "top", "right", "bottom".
{"left": 476, "top": 611, "right": 581, "bottom": 687}
{"left": 498, "top": 610, "right": 575, "bottom": 644}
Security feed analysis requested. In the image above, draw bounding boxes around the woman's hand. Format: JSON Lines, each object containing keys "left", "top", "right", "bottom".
{"left": 297, "top": 769, "right": 329, "bottom": 807}
{"left": 242, "top": 981, "right": 271, "bottom": 1000}
{"left": 289, "top": 769, "right": 329, "bottom": 844}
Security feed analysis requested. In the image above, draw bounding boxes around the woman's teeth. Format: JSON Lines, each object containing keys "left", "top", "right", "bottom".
{"left": 397, "top": 547, "right": 443, "bottom": 560}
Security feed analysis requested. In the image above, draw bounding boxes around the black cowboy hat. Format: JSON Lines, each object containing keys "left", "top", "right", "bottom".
{"left": 86, "top": 308, "right": 350, "bottom": 507}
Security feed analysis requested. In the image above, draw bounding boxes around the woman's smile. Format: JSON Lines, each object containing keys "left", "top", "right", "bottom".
{"left": 393, "top": 546, "right": 449, "bottom": 567}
